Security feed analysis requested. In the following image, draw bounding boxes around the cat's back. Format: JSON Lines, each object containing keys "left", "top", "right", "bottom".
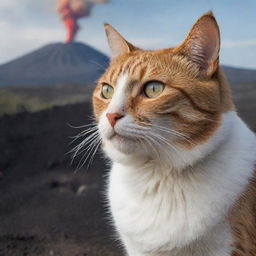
{"left": 230, "top": 168, "right": 256, "bottom": 255}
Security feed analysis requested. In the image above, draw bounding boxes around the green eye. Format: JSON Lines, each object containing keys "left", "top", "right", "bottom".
{"left": 143, "top": 81, "right": 164, "bottom": 98}
{"left": 101, "top": 84, "right": 114, "bottom": 99}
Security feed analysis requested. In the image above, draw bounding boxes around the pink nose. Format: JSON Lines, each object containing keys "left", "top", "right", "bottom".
{"left": 106, "top": 113, "right": 124, "bottom": 128}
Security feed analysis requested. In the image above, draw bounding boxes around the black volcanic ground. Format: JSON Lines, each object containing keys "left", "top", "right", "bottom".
{"left": 0, "top": 103, "right": 123, "bottom": 256}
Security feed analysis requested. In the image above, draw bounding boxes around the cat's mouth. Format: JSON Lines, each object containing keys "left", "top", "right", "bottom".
{"left": 109, "top": 131, "right": 137, "bottom": 143}
{"left": 106, "top": 130, "right": 142, "bottom": 155}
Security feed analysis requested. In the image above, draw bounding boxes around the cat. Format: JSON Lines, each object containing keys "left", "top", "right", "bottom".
{"left": 91, "top": 12, "right": 256, "bottom": 256}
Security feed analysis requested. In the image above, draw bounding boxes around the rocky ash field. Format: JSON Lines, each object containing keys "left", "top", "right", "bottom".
{"left": 0, "top": 102, "right": 123, "bottom": 256}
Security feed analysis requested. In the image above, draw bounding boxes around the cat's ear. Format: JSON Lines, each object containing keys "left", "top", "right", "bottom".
{"left": 104, "top": 24, "right": 136, "bottom": 59}
{"left": 177, "top": 12, "right": 220, "bottom": 78}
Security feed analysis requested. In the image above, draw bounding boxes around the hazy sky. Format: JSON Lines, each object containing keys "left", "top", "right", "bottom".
{"left": 0, "top": 0, "right": 256, "bottom": 69}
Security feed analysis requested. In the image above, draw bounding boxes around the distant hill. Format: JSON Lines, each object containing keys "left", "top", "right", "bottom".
{"left": 0, "top": 42, "right": 109, "bottom": 87}
{"left": 222, "top": 65, "right": 256, "bottom": 84}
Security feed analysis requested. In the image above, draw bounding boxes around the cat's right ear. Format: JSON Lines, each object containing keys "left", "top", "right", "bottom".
{"left": 104, "top": 24, "right": 136, "bottom": 59}
{"left": 176, "top": 12, "right": 220, "bottom": 78}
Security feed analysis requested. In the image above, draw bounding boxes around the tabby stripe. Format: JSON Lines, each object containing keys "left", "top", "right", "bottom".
{"left": 169, "top": 85, "right": 215, "bottom": 115}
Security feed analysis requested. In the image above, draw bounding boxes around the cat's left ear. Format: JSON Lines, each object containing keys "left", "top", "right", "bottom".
{"left": 104, "top": 24, "right": 137, "bottom": 59}
{"left": 177, "top": 12, "right": 220, "bottom": 78}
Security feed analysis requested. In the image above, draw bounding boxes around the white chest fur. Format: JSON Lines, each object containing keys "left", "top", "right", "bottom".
{"left": 107, "top": 112, "right": 256, "bottom": 256}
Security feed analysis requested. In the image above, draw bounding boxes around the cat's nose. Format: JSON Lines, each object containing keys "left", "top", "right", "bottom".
{"left": 106, "top": 112, "right": 124, "bottom": 128}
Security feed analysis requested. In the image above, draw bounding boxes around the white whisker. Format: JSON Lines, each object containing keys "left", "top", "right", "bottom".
{"left": 142, "top": 123, "right": 197, "bottom": 146}
{"left": 76, "top": 137, "right": 101, "bottom": 170}
{"left": 68, "top": 122, "right": 101, "bottom": 170}
{"left": 67, "top": 122, "right": 97, "bottom": 129}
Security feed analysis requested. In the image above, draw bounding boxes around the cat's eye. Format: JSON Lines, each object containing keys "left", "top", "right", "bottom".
{"left": 143, "top": 81, "right": 164, "bottom": 98}
{"left": 101, "top": 84, "right": 114, "bottom": 99}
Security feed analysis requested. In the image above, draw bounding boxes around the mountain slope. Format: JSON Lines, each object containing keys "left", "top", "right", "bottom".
{"left": 0, "top": 42, "right": 109, "bottom": 87}
{"left": 222, "top": 65, "right": 256, "bottom": 84}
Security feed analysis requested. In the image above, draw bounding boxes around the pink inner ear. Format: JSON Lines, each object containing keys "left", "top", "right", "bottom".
{"left": 105, "top": 24, "right": 134, "bottom": 59}
{"left": 181, "top": 15, "right": 220, "bottom": 76}
{"left": 107, "top": 30, "right": 130, "bottom": 58}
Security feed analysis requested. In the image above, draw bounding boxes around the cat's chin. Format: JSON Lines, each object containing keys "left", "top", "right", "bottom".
{"left": 102, "top": 134, "right": 148, "bottom": 162}
{"left": 108, "top": 133, "right": 140, "bottom": 154}
{"left": 103, "top": 139, "right": 149, "bottom": 165}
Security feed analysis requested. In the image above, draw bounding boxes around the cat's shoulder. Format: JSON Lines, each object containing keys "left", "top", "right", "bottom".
{"left": 229, "top": 167, "right": 256, "bottom": 255}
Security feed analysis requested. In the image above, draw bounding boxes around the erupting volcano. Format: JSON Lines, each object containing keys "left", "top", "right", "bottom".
{"left": 58, "top": 0, "right": 108, "bottom": 43}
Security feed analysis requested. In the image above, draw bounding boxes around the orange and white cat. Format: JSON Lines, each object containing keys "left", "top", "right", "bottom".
{"left": 92, "top": 12, "right": 256, "bottom": 256}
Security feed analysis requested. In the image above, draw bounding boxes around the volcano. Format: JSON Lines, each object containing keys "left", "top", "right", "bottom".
{"left": 0, "top": 42, "right": 109, "bottom": 87}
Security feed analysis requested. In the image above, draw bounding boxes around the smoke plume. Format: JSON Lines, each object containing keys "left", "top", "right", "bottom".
{"left": 58, "top": 0, "right": 108, "bottom": 43}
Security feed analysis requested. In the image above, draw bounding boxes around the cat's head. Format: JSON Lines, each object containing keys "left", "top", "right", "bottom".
{"left": 93, "top": 12, "right": 234, "bottom": 166}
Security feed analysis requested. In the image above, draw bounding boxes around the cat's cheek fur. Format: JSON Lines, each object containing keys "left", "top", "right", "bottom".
{"left": 107, "top": 111, "right": 256, "bottom": 256}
